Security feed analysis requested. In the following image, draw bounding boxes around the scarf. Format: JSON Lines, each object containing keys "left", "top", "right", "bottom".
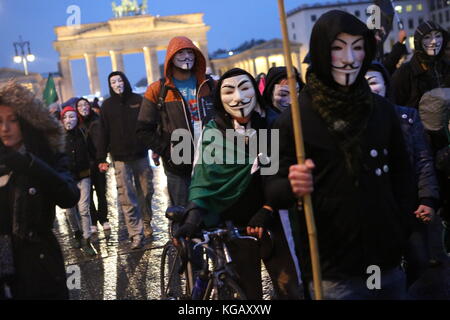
{"left": 306, "top": 72, "right": 374, "bottom": 181}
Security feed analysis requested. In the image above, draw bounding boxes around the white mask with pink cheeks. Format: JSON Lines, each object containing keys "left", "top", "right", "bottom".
{"left": 173, "top": 49, "right": 196, "bottom": 70}
{"left": 220, "top": 74, "right": 257, "bottom": 121}
{"left": 331, "top": 33, "right": 366, "bottom": 86}
{"left": 422, "top": 30, "right": 443, "bottom": 56}
{"left": 77, "top": 100, "right": 91, "bottom": 117}
{"left": 63, "top": 111, "right": 78, "bottom": 131}
{"left": 365, "top": 71, "right": 386, "bottom": 97}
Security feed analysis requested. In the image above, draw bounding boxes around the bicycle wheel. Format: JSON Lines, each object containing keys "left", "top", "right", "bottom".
{"left": 213, "top": 276, "right": 247, "bottom": 300}
{"left": 160, "top": 241, "right": 190, "bottom": 300}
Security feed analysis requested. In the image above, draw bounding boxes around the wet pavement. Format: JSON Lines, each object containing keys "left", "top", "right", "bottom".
{"left": 54, "top": 161, "right": 273, "bottom": 300}
{"left": 53, "top": 159, "right": 450, "bottom": 300}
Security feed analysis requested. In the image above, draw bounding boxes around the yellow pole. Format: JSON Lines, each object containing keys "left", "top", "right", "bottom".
{"left": 277, "top": 0, "right": 323, "bottom": 300}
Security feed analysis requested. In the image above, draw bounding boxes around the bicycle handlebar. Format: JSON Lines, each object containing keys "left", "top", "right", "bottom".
{"left": 193, "top": 226, "right": 257, "bottom": 251}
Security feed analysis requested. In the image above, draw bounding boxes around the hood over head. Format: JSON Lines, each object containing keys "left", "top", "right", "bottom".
{"left": 367, "top": 61, "right": 394, "bottom": 101}
{"left": 0, "top": 81, "right": 65, "bottom": 154}
{"left": 213, "top": 68, "right": 265, "bottom": 129}
{"left": 262, "top": 66, "right": 303, "bottom": 107}
{"left": 414, "top": 21, "right": 448, "bottom": 59}
{"left": 108, "top": 71, "right": 132, "bottom": 97}
{"left": 309, "top": 10, "right": 376, "bottom": 88}
{"left": 164, "top": 36, "right": 207, "bottom": 85}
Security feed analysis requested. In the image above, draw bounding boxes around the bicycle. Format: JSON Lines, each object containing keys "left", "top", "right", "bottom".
{"left": 160, "top": 207, "right": 258, "bottom": 300}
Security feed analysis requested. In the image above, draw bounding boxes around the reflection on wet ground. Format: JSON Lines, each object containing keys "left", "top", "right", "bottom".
{"left": 54, "top": 162, "right": 273, "bottom": 300}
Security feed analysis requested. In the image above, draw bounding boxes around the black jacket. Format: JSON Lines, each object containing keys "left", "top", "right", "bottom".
{"left": 79, "top": 112, "right": 102, "bottom": 161}
{"left": 64, "top": 128, "right": 94, "bottom": 180}
{"left": 382, "top": 42, "right": 408, "bottom": 75}
{"left": 97, "top": 72, "right": 148, "bottom": 162}
{"left": 395, "top": 106, "right": 439, "bottom": 210}
{"left": 391, "top": 21, "right": 450, "bottom": 108}
{"left": 266, "top": 90, "right": 415, "bottom": 281}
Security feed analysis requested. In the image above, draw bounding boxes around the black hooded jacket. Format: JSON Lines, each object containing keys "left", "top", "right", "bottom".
{"left": 266, "top": 10, "right": 415, "bottom": 280}
{"left": 368, "top": 62, "right": 439, "bottom": 210}
{"left": 97, "top": 71, "right": 147, "bottom": 162}
{"left": 262, "top": 66, "right": 303, "bottom": 127}
{"left": 391, "top": 21, "right": 450, "bottom": 108}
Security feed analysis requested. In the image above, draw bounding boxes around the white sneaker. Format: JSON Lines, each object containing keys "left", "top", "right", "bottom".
{"left": 90, "top": 225, "right": 98, "bottom": 233}
{"left": 102, "top": 222, "right": 111, "bottom": 231}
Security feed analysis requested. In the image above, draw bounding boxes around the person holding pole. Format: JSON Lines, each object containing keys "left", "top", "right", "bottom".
{"left": 266, "top": 10, "right": 415, "bottom": 300}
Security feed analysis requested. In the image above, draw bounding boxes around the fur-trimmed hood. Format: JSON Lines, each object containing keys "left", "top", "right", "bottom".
{"left": 0, "top": 81, "right": 65, "bottom": 153}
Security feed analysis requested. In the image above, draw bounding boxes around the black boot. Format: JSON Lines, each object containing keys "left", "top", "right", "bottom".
{"left": 73, "top": 230, "right": 82, "bottom": 249}
{"left": 81, "top": 237, "right": 97, "bottom": 256}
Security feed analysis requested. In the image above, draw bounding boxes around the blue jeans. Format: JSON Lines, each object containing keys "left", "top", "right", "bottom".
{"left": 66, "top": 177, "right": 92, "bottom": 239}
{"left": 309, "top": 266, "right": 407, "bottom": 300}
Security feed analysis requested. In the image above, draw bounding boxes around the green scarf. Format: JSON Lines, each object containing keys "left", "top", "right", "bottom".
{"left": 306, "top": 72, "right": 373, "bottom": 181}
{"left": 189, "top": 120, "right": 256, "bottom": 227}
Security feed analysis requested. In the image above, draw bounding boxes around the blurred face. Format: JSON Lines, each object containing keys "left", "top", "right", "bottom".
{"left": 110, "top": 75, "right": 124, "bottom": 95}
{"left": 0, "top": 105, "right": 23, "bottom": 151}
{"left": 77, "top": 99, "right": 91, "bottom": 117}
{"left": 331, "top": 33, "right": 365, "bottom": 86}
{"left": 221, "top": 74, "right": 257, "bottom": 122}
{"left": 272, "top": 79, "right": 298, "bottom": 110}
{"left": 62, "top": 111, "right": 78, "bottom": 131}
{"left": 365, "top": 71, "right": 386, "bottom": 97}
{"left": 173, "top": 49, "right": 195, "bottom": 70}
{"left": 422, "top": 30, "right": 443, "bottom": 56}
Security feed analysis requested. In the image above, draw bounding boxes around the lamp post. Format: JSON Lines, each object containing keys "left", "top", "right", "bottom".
{"left": 13, "top": 36, "right": 35, "bottom": 76}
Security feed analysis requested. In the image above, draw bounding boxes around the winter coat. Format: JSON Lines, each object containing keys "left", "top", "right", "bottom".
{"left": 0, "top": 82, "right": 79, "bottom": 299}
{"left": 64, "top": 127, "right": 94, "bottom": 181}
{"left": 266, "top": 89, "right": 415, "bottom": 281}
{"left": 395, "top": 106, "right": 439, "bottom": 210}
{"left": 97, "top": 71, "right": 148, "bottom": 162}
{"left": 136, "top": 36, "right": 215, "bottom": 176}
{"left": 391, "top": 21, "right": 450, "bottom": 108}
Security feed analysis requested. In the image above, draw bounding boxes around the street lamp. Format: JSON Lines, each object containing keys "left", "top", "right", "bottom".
{"left": 13, "top": 36, "right": 35, "bottom": 76}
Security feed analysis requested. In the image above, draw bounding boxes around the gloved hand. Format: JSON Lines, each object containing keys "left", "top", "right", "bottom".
{"left": 247, "top": 206, "right": 274, "bottom": 239}
{"left": 0, "top": 140, "right": 32, "bottom": 173}
{"left": 174, "top": 206, "right": 204, "bottom": 240}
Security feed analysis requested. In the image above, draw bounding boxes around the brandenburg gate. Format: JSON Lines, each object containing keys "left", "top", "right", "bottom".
{"left": 53, "top": 3, "right": 210, "bottom": 101}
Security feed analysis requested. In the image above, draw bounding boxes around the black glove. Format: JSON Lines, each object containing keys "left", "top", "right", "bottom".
{"left": 174, "top": 206, "right": 204, "bottom": 239}
{"left": 0, "top": 141, "right": 32, "bottom": 173}
{"left": 247, "top": 207, "right": 274, "bottom": 228}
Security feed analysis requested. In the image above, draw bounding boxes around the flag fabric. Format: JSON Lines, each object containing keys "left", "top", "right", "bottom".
{"left": 188, "top": 120, "right": 256, "bottom": 227}
{"left": 43, "top": 74, "right": 58, "bottom": 107}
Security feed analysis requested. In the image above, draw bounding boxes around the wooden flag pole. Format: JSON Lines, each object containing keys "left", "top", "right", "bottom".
{"left": 277, "top": 0, "right": 323, "bottom": 300}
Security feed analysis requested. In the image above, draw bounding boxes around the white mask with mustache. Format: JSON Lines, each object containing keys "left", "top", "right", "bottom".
{"left": 221, "top": 74, "right": 257, "bottom": 121}
{"left": 422, "top": 30, "right": 443, "bottom": 56}
{"left": 330, "top": 33, "right": 366, "bottom": 86}
{"left": 62, "top": 111, "right": 78, "bottom": 131}
{"left": 173, "top": 49, "right": 195, "bottom": 70}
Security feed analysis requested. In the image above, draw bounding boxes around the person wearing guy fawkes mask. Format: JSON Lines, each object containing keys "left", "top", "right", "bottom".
{"left": 174, "top": 68, "right": 270, "bottom": 299}
{"left": 265, "top": 10, "right": 415, "bottom": 299}
{"left": 137, "top": 37, "right": 215, "bottom": 210}
{"left": 97, "top": 71, "right": 155, "bottom": 250}
{"left": 263, "top": 66, "right": 303, "bottom": 127}
{"left": 364, "top": 63, "right": 446, "bottom": 293}
{"left": 61, "top": 105, "right": 97, "bottom": 256}
{"left": 76, "top": 98, "right": 111, "bottom": 234}
{"left": 392, "top": 21, "right": 450, "bottom": 109}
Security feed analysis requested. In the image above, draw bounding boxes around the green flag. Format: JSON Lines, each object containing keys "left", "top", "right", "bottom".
{"left": 43, "top": 74, "right": 58, "bottom": 107}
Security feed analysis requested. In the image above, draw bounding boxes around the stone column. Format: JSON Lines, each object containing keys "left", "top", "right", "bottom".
{"left": 59, "top": 56, "right": 74, "bottom": 101}
{"left": 143, "top": 46, "right": 159, "bottom": 85}
{"left": 110, "top": 50, "right": 125, "bottom": 72}
{"left": 265, "top": 56, "right": 270, "bottom": 74}
{"left": 247, "top": 59, "right": 256, "bottom": 77}
{"left": 84, "top": 53, "right": 101, "bottom": 95}
{"left": 198, "top": 41, "right": 210, "bottom": 69}
{"left": 252, "top": 59, "right": 257, "bottom": 76}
